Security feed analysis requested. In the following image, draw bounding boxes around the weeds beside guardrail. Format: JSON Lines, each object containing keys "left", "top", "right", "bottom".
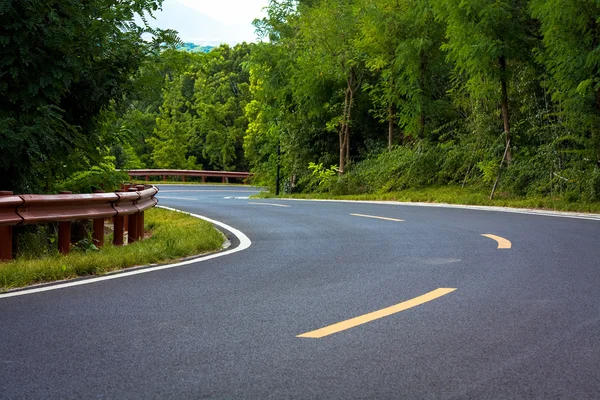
{"left": 0, "top": 184, "right": 158, "bottom": 260}
{"left": 0, "top": 207, "right": 223, "bottom": 291}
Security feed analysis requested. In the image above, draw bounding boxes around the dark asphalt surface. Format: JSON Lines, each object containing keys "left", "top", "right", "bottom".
{"left": 1, "top": 184, "right": 599, "bottom": 399}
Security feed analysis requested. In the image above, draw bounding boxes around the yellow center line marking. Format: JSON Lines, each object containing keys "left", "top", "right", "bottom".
{"left": 481, "top": 234, "right": 512, "bottom": 249}
{"left": 247, "top": 202, "right": 291, "bottom": 208}
{"left": 350, "top": 213, "right": 405, "bottom": 222}
{"left": 297, "top": 288, "right": 457, "bottom": 339}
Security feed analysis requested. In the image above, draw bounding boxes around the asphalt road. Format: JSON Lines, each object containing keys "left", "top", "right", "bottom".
{"left": 1, "top": 184, "right": 600, "bottom": 399}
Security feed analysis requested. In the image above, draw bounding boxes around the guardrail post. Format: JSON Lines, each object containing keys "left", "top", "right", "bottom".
{"left": 0, "top": 225, "right": 11, "bottom": 261}
{"left": 0, "top": 191, "right": 14, "bottom": 261}
{"left": 135, "top": 185, "right": 145, "bottom": 240}
{"left": 122, "top": 184, "right": 131, "bottom": 232}
{"left": 182, "top": 176, "right": 186, "bottom": 182}
{"left": 113, "top": 190, "right": 124, "bottom": 246}
{"left": 58, "top": 222, "right": 71, "bottom": 254}
{"left": 162, "top": 175, "right": 167, "bottom": 182}
{"left": 127, "top": 188, "right": 139, "bottom": 243}
{"left": 92, "top": 190, "right": 105, "bottom": 247}
{"left": 57, "top": 191, "right": 72, "bottom": 254}
{"left": 145, "top": 175, "right": 149, "bottom": 182}
{"left": 202, "top": 176, "right": 206, "bottom": 183}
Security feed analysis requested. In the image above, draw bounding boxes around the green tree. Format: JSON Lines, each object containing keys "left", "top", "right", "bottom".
{"left": 531, "top": 0, "right": 600, "bottom": 162}
{"left": 358, "top": 0, "right": 452, "bottom": 148}
{"left": 100, "top": 49, "right": 197, "bottom": 169}
{"left": 192, "top": 44, "right": 252, "bottom": 171}
{"left": 296, "top": 0, "right": 366, "bottom": 174}
{"left": 431, "top": 0, "right": 538, "bottom": 163}
{"left": 148, "top": 72, "right": 200, "bottom": 169}
{"left": 0, "top": 0, "right": 178, "bottom": 192}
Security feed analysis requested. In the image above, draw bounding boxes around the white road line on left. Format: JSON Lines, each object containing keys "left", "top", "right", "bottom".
{"left": 350, "top": 213, "right": 405, "bottom": 222}
{"left": 247, "top": 202, "right": 291, "bottom": 208}
{"left": 157, "top": 196, "right": 199, "bottom": 201}
{"left": 0, "top": 206, "right": 252, "bottom": 300}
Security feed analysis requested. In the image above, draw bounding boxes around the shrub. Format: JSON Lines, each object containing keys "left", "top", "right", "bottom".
{"left": 56, "top": 166, "right": 128, "bottom": 194}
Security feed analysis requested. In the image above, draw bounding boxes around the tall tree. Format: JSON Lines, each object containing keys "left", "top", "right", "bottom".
{"left": 531, "top": 0, "right": 600, "bottom": 162}
{"left": 147, "top": 72, "right": 200, "bottom": 169}
{"left": 431, "top": 0, "right": 537, "bottom": 163}
{"left": 297, "top": 0, "right": 365, "bottom": 173}
{"left": 192, "top": 44, "right": 252, "bottom": 171}
{"left": 358, "top": 0, "right": 451, "bottom": 148}
{"left": 0, "top": 0, "right": 177, "bottom": 191}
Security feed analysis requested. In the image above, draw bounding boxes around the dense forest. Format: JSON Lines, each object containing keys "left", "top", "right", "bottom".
{"left": 243, "top": 0, "right": 600, "bottom": 201}
{"left": 2, "top": 0, "right": 600, "bottom": 203}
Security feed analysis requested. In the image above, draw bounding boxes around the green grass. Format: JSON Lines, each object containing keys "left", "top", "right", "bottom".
{"left": 259, "top": 185, "right": 600, "bottom": 213}
{"left": 0, "top": 208, "right": 224, "bottom": 292}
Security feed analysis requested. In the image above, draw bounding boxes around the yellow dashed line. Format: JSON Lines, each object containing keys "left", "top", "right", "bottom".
{"left": 481, "top": 234, "right": 512, "bottom": 249}
{"left": 298, "top": 288, "right": 457, "bottom": 339}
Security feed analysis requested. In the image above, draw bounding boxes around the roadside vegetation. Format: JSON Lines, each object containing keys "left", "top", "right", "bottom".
{"left": 0, "top": 208, "right": 224, "bottom": 292}
{"left": 245, "top": 0, "right": 600, "bottom": 208}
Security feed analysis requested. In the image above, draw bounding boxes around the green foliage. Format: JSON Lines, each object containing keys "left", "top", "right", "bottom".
{"left": 531, "top": 0, "right": 600, "bottom": 161}
{"left": 297, "top": 162, "right": 339, "bottom": 192}
{"left": 14, "top": 226, "right": 59, "bottom": 260}
{"left": 331, "top": 144, "right": 445, "bottom": 194}
{"left": 142, "top": 44, "right": 252, "bottom": 171}
{"left": 56, "top": 160, "right": 129, "bottom": 194}
{"left": 0, "top": 0, "right": 179, "bottom": 192}
{"left": 12, "top": 0, "right": 597, "bottom": 205}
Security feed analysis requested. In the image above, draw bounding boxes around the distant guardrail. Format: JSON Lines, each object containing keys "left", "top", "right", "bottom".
{"left": 125, "top": 169, "right": 252, "bottom": 183}
{"left": 0, "top": 185, "right": 158, "bottom": 260}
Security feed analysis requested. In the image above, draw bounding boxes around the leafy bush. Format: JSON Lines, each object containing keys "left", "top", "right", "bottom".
{"left": 56, "top": 158, "right": 129, "bottom": 194}
{"left": 296, "top": 162, "right": 339, "bottom": 193}
{"left": 326, "top": 144, "right": 448, "bottom": 195}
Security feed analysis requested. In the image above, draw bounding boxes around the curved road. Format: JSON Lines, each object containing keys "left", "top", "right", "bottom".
{"left": 1, "top": 184, "right": 600, "bottom": 399}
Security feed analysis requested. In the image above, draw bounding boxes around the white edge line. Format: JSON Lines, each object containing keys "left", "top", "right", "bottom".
{"left": 247, "top": 202, "right": 290, "bottom": 208}
{"left": 350, "top": 213, "right": 405, "bottom": 222}
{"left": 0, "top": 206, "right": 251, "bottom": 299}
{"left": 158, "top": 196, "right": 199, "bottom": 201}
{"left": 158, "top": 190, "right": 261, "bottom": 193}
{"left": 276, "top": 198, "right": 600, "bottom": 221}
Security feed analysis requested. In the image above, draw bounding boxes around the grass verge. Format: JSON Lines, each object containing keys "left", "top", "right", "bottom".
{"left": 259, "top": 185, "right": 600, "bottom": 213}
{"left": 0, "top": 207, "right": 224, "bottom": 292}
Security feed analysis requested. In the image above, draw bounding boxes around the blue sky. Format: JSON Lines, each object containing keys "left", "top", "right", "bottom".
{"left": 149, "top": 0, "right": 270, "bottom": 45}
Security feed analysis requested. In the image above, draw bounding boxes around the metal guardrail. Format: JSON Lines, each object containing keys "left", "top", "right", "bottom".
{"left": 0, "top": 185, "right": 158, "bottom": 260}
{"left": 125, "top": 169, "right": 252, "bottom": 183}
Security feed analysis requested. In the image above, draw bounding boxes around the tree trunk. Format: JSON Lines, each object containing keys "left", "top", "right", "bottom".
{"left": 388, "top": 104, "right": 395, "bottom": 151}
{"left": 339, "top": 69, "right": 356, "bottom": 174}
{"left": 346, "top": 84, "right": 354, "bottom": 166}
{"left": 419, "top": 49, "right": 426, "bottom": 138}
{"left": 499, "top": 56, "right": 512, "bottom": 164}
{"left": 339, "top": 85, "right": 350, "bottom": 175}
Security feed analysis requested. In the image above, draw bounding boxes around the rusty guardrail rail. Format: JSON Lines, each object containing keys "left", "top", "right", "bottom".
{"left": 125, "top": 169, "right": 252, "bottom": 183}
{"left": 0, "top": 185, "right": 158, "bottom": 261}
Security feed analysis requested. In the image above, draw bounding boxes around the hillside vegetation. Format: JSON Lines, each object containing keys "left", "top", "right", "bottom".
{"left": 2, "top": 0, "right": 600, "bottom": 208}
